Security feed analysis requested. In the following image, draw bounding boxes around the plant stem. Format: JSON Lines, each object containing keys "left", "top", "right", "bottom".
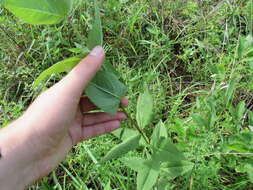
{"left": 122, "top": 108, "right": 150, "bottom": 144}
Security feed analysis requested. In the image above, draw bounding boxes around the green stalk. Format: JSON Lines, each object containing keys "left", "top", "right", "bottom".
{"left": 122, "top": 108, "right": 150, "bottom": 144}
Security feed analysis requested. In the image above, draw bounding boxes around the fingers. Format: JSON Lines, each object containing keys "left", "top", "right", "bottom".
{"left": 83, "top": 112, "right": 127, "bottom": 126}
{"left": 82, "top": 120, "right": 120, "bottom": 140}
{"left": 80, "top": 96, "right": 129, "bottom": 112}
{"left": 80, "top": 96, "right": 98, "bottom": 112}
{"left": 53, "top": 46, "right": 105, "bottom": 100}
{"left": 121, "top": 97, "right": 129, "bottom": 108}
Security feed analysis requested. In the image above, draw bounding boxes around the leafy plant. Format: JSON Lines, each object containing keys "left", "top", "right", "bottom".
{"left": 3, "top": 0, "right": 253, "bottom": 189}
{"left": 102, "top": 87, "right": 193, "bottom": 190}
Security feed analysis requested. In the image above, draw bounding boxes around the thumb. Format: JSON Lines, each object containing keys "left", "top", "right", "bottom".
{"left": 54, "top": 46, "right": 105, "bottom": 99}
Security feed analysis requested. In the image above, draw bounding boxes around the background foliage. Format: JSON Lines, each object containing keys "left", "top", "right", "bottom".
{"left": 1, "top": 0, "right": 253, "bottom": 189}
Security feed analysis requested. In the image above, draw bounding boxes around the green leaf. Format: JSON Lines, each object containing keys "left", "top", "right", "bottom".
{"left": 112, "top": 128, "right": 138, "bottom": 141}
{"left": 121, "top": 157, "right": 145, "bottom": 172}
{"left": 102, "top": 135, "right": 141, "bottom": 162}
{"left": 161, "top": 161, "right": 194, "bottom": 180}
{"left": 33, "top": 56, "right": 83, "bottom": 88}
{"left": 85, "top": 71, "right": 127, "bottom": 114}
{"left": 136, "top": 86, "right": 153, "bottom": 129}
{"left": 151, "top": 121, "right": 168, "bottom": 148}
{"left": 137, "top": 160, "right": 160, "bottom": 190}
{"left": 153, "top": 138, "right": 185, "bottom": 163}
{"left": 87, "top": 0, "right": 103, "bottom": 50}
{"left": 4, "top": 0, "right": 72, "bottom": 25}
{"left": 113, "top": 128, "right": 148, "bottom": 147}
{"left": 121, "top": 157, "right": 160, "bottom": 190}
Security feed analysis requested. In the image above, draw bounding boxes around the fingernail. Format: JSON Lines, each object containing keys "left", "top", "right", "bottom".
{"left": 89, "top": 46, "right": 104, "bottom": 57}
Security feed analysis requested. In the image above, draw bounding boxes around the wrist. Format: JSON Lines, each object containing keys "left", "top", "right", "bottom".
{"left": 0, "top": 121, "right": 36, "bottom": 189}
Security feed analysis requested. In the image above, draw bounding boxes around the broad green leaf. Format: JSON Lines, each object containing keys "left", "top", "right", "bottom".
{"left": 85, "top": 71, "right": 127, "bottom": 114}
{"left": 121, "top": 157, "right": 145, "bottom": 172}
{"left": 112, "top": 128, "right": 138, "bottom": 141}
{"left": 87, "top": 0, "right": 103, "bottom": 50}
{"left": 136, "top": 86, "right": 153, "bottom": 129}
{"left": 137, "top": 160, "right": 160, "bottom": 190}
{"left": 113, "top": 128, "right": 148, "bottom": 147}
{"left": 33, "top": 56, "right": 83, "bottom": 88}
{"left": 151, "top": 121, "right": 168, "bottom": 148}
{"left": 121, "top": 157, "right": 160, "bottom": 190}
{"left": 4, "top": 0, "right": 72, "bottom": 25}
{"left": 160, "top": 161, "right": 194, "bottom": 180}
{"left": 102, "top": 135, "right": 141, "bottom": 162}
{"left": 153, "top": 138, "right": 185, "bottom": 163}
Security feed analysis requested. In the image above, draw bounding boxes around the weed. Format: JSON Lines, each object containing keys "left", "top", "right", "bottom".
{"left": 1, "top": 0, "right": 253, "bottom": 189}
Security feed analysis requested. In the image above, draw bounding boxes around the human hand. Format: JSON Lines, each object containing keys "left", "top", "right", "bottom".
{"left": 0, "top": 46, "right": 128, "bottom": 190}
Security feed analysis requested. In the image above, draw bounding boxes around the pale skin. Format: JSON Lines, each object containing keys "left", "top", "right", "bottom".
{"left": 0, "top": 46, "right": 128, "bottom": 190}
